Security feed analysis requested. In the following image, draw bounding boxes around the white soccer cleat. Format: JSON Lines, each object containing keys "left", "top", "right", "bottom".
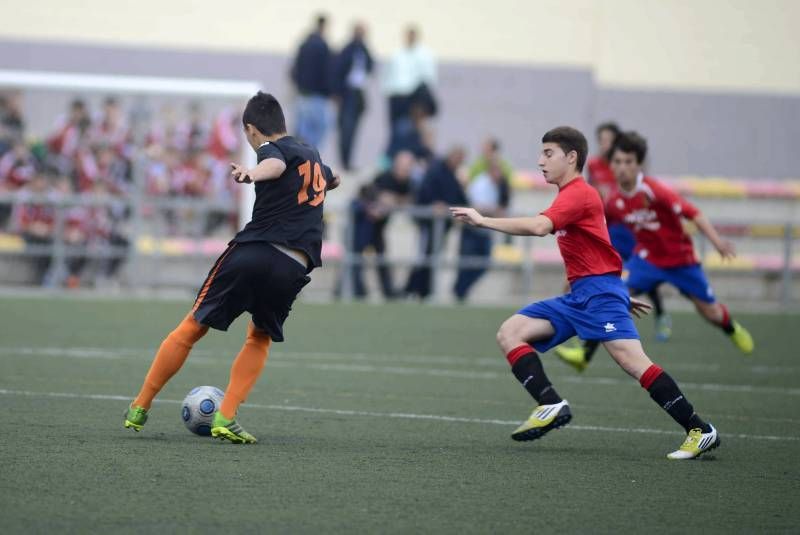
{"left": 667, "top": 425, "right": 720, "bottom": 460}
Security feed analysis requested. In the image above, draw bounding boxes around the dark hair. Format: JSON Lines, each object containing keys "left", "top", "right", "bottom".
{"left": 242, "top": 92, "right": 286, "bottom": 137}
{"left": 612, "top": 131, "right": 648, "bottom": 164}
{"left": 595, "top": 121, "right": 620, "bottom": 139}
{"left": 542, "top": 126, "right": 588, "bottom": 172}
{"left": 315, "top": 14, "right": 327, "bottom": 30}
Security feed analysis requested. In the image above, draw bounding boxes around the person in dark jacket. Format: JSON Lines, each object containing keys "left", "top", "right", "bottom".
{"left": 290, "top": 14, "right": 332, "bottom": 149}
{"left": 333, "top": 23, "right": 374, "bottom": 171}
{"left": 404, "top": 146, "right": 467, "bottom": 300}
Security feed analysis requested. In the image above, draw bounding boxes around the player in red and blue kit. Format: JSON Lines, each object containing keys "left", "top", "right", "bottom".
{"left": 451, "top": 126, "right": 719, "bottom": 459}
{"left": 604, "top": 131, "right": 753, "bottom": 354}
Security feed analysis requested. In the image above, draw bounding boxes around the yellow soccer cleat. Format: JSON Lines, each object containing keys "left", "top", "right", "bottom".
{"left": 667, "top": 426, "right": 720, "bottom": 460}
{"left": 511, "top": 400, "right": 572, "bottom": 441}
{"left": 211, "top": 412, "right": 258, "bottom": 444}
{"left": 554, "top": 344, "right": 588, "bottom": 372}
{"left": 730, "top": 321, "right": 754, "bottom": 355}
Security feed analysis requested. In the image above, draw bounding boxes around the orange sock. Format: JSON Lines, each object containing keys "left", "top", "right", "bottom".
{"left": 220, "top": 322, "right": 271, "bottom": 419}
{"left": 133, "top": 313, "right": 208, "bottom": 409}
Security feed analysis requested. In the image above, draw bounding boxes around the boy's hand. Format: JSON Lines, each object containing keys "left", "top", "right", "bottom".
{"left": 629, "top": 297, "right": 653, "bottom": 318}
{"left": 715, "top": 239, "right": 736, "bottom": 260}
{"left": 449, "top": 206, "right": 484, "bottom": 227}
{"left": 230, "top": 163, "right": 252, "bottom": 184}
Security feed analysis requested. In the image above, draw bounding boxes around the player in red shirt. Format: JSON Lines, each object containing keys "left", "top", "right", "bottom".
{"left": 451, "top": 126, "right": 719, "bottom": 459}
{"left": 604, "top": 131, "right": 753, "bottom": 354}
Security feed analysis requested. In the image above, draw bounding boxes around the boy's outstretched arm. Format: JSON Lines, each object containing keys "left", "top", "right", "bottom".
{"left": 450, "top": 206, "right": 553, "bottom": 236}
{"left": 230, "top": 159, "right": 287, "bottom": 183}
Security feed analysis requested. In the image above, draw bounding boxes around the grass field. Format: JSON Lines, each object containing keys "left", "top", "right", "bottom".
{"left": 0, "top": 296, "right": 798, "bottom": 533}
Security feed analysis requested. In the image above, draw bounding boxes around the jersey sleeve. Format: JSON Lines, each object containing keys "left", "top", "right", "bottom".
{"left": 648, "top": 178, "right": 699, "bottom": 219}
{"left": 541, "top": 186, "right": 586, "bottom": 231}
{"left": 256, "top": 142, "right": 286, "bottom": 164}
{"left": 604, "top": 196, "right": 622, "bottom": 224}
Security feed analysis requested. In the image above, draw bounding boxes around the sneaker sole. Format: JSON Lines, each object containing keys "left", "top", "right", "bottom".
{"left": 668, "top": 436, "right": 721, "bottom": 460}
{"left": 124, "top": 420, "right": 143, "bottom": 432}
{"left": 211, "top": 426, "right": 256, "bottom": 444}
{"left": 511, "top": 412, "right": 572, "bottom": 442}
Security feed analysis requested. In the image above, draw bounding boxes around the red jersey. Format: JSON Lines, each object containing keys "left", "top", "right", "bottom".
{"left": 605, "top": 174, "right": 700, "bottom": 268}
{"left": 541, "top": 177, "right": 622, "bottom": 283}
{"left": 586, "top": 156, "right": 617, "bottom": 202}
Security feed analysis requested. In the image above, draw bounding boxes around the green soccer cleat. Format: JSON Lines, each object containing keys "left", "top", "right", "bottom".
{"left": 124, "top": 405, "right": 148, "bottom": 432}
{"left": 655, "top": 314, "right": 672, "bottom": 342}
{"left": 730, "top": 321, "right": 754, "bottom": 355}
{"left": 211, "top": 412, "right": 258, "bottom": 444}
{"left": 554, "top": 344, "right": 588, "bottom": 372}
{"left": 511, "top": 400, "right": 572, "bottom": 442}
{"left": 667, "top": 425, "right": 720, "bottom": 460}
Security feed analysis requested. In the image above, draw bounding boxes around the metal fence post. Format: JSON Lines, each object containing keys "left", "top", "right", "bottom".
{"left": 782, "top": 222, "right": 794, "bottom": 307}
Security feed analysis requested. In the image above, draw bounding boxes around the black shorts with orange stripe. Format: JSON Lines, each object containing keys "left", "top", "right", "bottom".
{"left": 192, "top": 242, "right": 310, "bottom": 342}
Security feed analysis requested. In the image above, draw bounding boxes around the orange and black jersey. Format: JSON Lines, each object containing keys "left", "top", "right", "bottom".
{"left": 231, "top": 135, "right": 332, "bottom": 271}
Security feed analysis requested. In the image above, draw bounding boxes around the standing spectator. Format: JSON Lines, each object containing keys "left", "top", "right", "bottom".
{"left": 346, "top": 150, "right": 415, "bottom": 299}
{"left": 454, "top": 161, "right": 509, "bottom": 301}
{"left": 290, "top": 14, "right": 332, "bottom": 149}
{"left": 383, "top": 26, "right": 437, "bottom": 127}
{"left": 333, "top": 22, "right": 374, "bottom": 171}
{"left": 404, "top": 146, "right": 466, "bottom": 300}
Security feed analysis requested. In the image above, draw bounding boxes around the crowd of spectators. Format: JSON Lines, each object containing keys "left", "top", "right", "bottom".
{"left": 0, "top": 91, "right": 241, "bottom": 287}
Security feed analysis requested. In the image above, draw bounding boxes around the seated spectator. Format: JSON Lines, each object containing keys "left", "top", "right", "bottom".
{"left": 344, "top": 150, "right": 415, "bottom": 300}
{"left": 404, "top": 146, "right": 467, "bottom": 300}
{"left": 12, "top": 173, "right": 55, "bottom": 284}
{"left": 454, "top": 161, "right": 510, "bottom": 301}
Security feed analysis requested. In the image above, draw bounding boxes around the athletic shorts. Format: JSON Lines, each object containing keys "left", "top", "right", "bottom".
{"left": 517, "top": 274, "right": 639, "bottom": 353}
{"left": 625, "top": 255, "right": 715, "bottom": 304}
{"left": 192, "top": 242, "right": 311, "bottom": 342}
{"left": 608, "top": 222, "right": 636, "bottom": 262}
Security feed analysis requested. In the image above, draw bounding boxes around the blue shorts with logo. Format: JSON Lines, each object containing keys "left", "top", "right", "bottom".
{"left": 625, "top": 255, "right": 715, "bottom": 304}
{"left": 608, "top": 222, "right": 636, "bottom": 262}
{"left": 517, "top": 274, "right": 639, "bottom": 353}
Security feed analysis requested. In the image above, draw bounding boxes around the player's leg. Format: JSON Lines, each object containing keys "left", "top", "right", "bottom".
{"left": 690, "top": 296, "right": 754, "bottom": 354}
{"left": 211, "top": 322, "right": 271, "bottom": 444}
{"left": 125, "top": 313, "right": 209, "bottom": 430}
{"left": 646, "top": 286, "right": 672, "bottom": 342}
{"left": 671, "top": 264, "right": 754, "bottom": 354}
{"left": 498, "top": 302, "right": 575, "bottom": 441}
{"left": 603, "top": 338, "right": 719, "bottom": 459}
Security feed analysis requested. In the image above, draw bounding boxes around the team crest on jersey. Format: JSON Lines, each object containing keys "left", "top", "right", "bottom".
{"left": 555, "top": 230, "right": 567, "bottom": 238}
{"left": 615, "top": 198, "right": 625, "bottom": 210}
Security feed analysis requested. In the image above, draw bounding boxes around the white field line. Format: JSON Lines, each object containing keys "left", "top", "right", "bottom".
{"left": 2, "top": 346, "right": 799, "bottom": 396}
{"left": 0, "top": 388, "right": 797, "bottom": 443}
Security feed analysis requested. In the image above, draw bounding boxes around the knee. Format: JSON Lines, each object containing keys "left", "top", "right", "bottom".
{"left": 496, "top": 322, "right": 520, "bottom": 355}
{"left": 246, "top": 323, "right": 272, "bottom": 348}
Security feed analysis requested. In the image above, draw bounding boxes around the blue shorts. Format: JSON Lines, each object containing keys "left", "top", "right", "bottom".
{"left": 517, "top": 274, "right": 639, "bottom": 353}
{"left": 625, "top": 255, "right": 715, "bottom": 304}
{"left": 608, "top": 223, "right": 636, "bottom": 262}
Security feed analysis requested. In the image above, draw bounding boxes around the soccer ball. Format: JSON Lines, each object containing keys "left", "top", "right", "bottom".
{"left": 181, "top": 386, "right": 225, "bottom": 436}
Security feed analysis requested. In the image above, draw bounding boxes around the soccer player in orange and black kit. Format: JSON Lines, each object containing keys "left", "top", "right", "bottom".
{"left": 124, "top": 92, "right": 340, "bottom": 443}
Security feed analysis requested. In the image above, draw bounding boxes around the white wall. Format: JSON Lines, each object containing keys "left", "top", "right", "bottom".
{"left": 1, "top": 0, "right": 798, "bottom": 94}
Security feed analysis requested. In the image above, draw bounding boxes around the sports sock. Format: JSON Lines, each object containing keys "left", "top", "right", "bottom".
{"left": 639, "top": 364, "right": 710, "bottom": 433}
{"left": 219, "top": 323, "right": 272, "bottom": 420}
{"left": 133, "top": 313, "right": 209, "bottom": 410}
{"left": 647, "top": 288, "right": 665, "bottom": 317}
{"left": 506, "top": 345, "right": 562, "bottom": 405}
{"left": 583, "top": 340, "right": 600, "bottom": 362}
{"left": 714, "top": 304, "right": 736, "bottom": 334}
